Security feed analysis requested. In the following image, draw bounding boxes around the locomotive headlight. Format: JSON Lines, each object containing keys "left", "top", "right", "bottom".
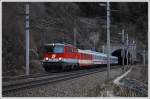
{"left": 45, "top": 57, "right": 49, "bottom": 61}
{"left": 58, "top": 57, "right": 62, "bottom": 61}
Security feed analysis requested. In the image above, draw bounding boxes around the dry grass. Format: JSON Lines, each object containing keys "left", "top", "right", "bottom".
{"left": 85, "top": 80, "right": 115, "bottom": 97}
{"left": 113, "top": 84, "right": 147, "bottom": 97}
{"left": 85, "top": 68, "right": 148, "bottom": 97}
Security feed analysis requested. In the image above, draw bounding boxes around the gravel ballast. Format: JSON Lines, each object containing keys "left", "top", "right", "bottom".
{"left": 3, "top": 68, "right": 122, "bottom": 97}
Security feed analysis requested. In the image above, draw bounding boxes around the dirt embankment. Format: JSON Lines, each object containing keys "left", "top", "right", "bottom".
{"left": 102, "top": 65, "right": 148, "bottom": 97}
{"left": 124, "top": 65, "right": 148, "bottom": 84}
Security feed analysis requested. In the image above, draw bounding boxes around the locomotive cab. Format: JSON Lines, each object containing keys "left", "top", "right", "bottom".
{"left": 42, "top": 43, "right": 79, "bottom": 72}
{"left": 43, "top": 44, "right": 64, "bottom": 61}
{"left": 42, "top": 43, "right": 65, "bottom": 71}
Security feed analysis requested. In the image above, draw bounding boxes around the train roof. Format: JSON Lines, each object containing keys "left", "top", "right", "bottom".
{"left": 44, "top": 43, "right": 73, "bottom": 47}
{"left": 78, "top": 49, "right": 107, "bottom": 56}
{"left": 110, "top": 56, "right": 118, "bottom": 59}
{"left": 78, "top": 49, "right": 93, "bottom": 54}
{"left": 44, "top": 43, "right": 64, "bottom": 46}
{"left": 78, "top": 49, "right": 118, "bottom": 58}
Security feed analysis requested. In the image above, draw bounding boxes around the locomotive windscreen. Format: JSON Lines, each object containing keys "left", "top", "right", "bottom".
{"left": 44, "top": 45, "right": 64, "bottom": 53}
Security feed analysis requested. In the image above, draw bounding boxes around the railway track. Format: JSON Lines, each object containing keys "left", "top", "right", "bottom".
{"left": 3, "top": 66, "right": 120, "bottom": 93}
{"left": 3, "top": 72, "right": 58, "bottom": 81}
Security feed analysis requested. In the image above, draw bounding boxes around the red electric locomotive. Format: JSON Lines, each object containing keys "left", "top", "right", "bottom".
{"left": 42, "top": 43, "right": 79, "bottom": 71}
{"left": 42, "top": 43, "right": 118, "bottom": 72}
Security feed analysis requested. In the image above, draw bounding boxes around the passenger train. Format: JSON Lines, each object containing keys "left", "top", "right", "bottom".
{"left": 42, "top": 43, "right": 118, "bottom": 72}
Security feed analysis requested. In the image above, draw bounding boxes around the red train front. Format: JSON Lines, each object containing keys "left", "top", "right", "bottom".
{"left": 42, "top": 43, "right": 79, "bottom": 71}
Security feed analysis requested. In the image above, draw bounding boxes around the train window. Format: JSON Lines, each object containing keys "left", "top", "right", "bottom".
{"left": 82, "top": 53, "right": 84, "bottom": 58}
{"left": 100, "top": 56, "right": 101, "bottom": 60}
{"left": 66, "top": 47, "right": 72, "bottom": 53}
{"left": 74, "top": 48, "right": 77, "bottom": 53}
{"left": 44, "top": 45, "right": 64, "bottom": 53}
{"left": 87, "top": 54, "right": 89, "bottom": 59}
{"left": 54, "top": 46, "right": 64, "bottom": 53}
{"left": 70, "top": 47, "right": 73, "bottom": 52}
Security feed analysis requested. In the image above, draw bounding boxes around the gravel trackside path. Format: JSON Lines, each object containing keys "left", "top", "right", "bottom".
{"left": 3, "top": 68, "right": 122, "bottom": 97}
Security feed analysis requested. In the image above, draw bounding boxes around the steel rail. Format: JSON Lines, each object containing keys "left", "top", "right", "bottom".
{"left": 3, "top": 72, "right": 57, "bottom": 81}
{"left": 3, "top": 66, "right": 120, "bottom": 93}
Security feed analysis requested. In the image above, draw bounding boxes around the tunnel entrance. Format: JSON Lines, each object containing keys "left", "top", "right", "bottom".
{"left": 136, "top": 52, "right": 143, "bottom": 64}
{"left": 111, "top": 49, "right": 131, "bottom": 65}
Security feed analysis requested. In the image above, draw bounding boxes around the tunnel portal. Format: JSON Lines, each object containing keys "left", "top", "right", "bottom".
{"left": 111, "top": 49, "right": 131, "bottom": 65}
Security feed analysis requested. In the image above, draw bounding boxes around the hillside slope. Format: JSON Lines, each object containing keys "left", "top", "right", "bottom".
{"left": 2, "top": 2, "right": 148, "bottom": 76}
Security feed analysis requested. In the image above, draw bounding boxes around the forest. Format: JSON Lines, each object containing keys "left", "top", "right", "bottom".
{"left": 2, "top": 2, "right": 148, "bottom": 76}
